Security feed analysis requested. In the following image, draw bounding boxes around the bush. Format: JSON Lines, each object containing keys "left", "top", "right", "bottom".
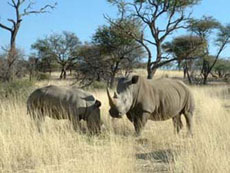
{"left": 83, "top": 81, "right": 107, "bottom": 90}
{"left": 36, "top": 72, "right": 50, "bottom": 81}
{"left": 0, "top": 79, "right": 35, "bottom": 100}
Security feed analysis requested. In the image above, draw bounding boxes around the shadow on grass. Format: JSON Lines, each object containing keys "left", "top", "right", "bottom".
{"left": 136, "top": 149, "right": 175, "bottom": 164}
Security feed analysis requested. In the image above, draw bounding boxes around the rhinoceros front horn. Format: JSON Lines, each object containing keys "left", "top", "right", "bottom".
{"left": 107, "top": 88, "right": 116, "bottom": 107}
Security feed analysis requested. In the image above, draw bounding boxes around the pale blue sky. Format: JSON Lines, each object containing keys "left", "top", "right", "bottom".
{"left": 0, "top": 0, "right": 230, "bottom": 58}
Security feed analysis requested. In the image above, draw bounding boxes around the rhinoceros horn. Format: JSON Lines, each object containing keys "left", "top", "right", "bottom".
{"left": 107, "top": 88, "right": 116, "bottom": 107}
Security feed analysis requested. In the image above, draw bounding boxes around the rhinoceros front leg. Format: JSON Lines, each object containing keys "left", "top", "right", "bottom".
{"left": 71, "top": 116, "right": 80, "bottom": 132}
{"left": 35, "top": 116, "right": 45, "bottom": 133}
{"left": 133, "top": 113, "right": 149, "bottom": 136}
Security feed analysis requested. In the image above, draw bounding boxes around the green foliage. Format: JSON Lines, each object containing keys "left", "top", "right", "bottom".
{"left": 188, "top": 16, "right": 220, "bottom": 38}
{"left": 92, "top": 19, "right": 141, "bottom": 55}
{"left": 0, "top": 79, "right": 35, "bottom": 100}
{"left": 134, "top": 0, "right": 200, "bottom": 8}
{"left": 84, "top": 81, "right": 107, "bottom": 90}
{"left": 163, "top": 35, "right": 207, "bottom": 61}
{"left": 216, "top": 24, "right": 230, "bottom": 46}
{"left": 213, "top": 58, "right": 230, "bottom": 77}
{"left": 92, "top": 20, "right": 145, "bottom": 86}
{"left": 133, "top": 0, "right": 201, "bottom": 14}
{"left": 90, "top": 81, "right": 107, "bottom": 89}
{"left": 31, "top": 31, "right": 81, "bottom": 79}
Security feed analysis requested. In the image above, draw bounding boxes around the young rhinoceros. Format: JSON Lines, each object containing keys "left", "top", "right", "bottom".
{"left": 27, "top": 85, "right": 102, "bottom": 134}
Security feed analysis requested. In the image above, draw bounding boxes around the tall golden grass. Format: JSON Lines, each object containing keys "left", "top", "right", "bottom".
{"left": 0, "top": 70, "right": 229, "bottom": 172}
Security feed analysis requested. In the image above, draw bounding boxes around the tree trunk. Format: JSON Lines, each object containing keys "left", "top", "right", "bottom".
{"left": 218, "top": 70, "right": 222, "bottom": 78}
{"left": 5, "top": 23, "right": 20, "bottom": 81}
{"left": 69, "top": 68, "right": 72, "bottom": 75}
{"left": 60, "top": 66, "right": 67, "bottom": 79}
{"left": 147, "top": 65, "right": 153, "bottom": 79}
{"left": 183, "top": 66, "right": 187, "bottom": 79}
{"left": 201, "top": 59, "right": 209, "bottom": 85}
{"left": 96, "top": 72, "right": 101, "bottom": 82}
{"left": 147, "top": 64, "right": 157, "bottom": 79}
{"left": 203, "top": 74, "right": 208, "bottom": 85}
{"left": 109, "top": 62, "right": 119, "bottom": 88}
{"left": 147, "top": 43, "right": 161, "bottom": 79}
{"left": 6, "top": 45, "right": 16, "bottom": 81}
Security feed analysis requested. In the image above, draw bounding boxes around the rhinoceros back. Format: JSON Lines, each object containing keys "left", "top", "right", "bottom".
{"left": 135, "top": 77, "right": 194, "bottom": 120}
{"left": 27, "top": 85, "right": 95, "bottom": 119}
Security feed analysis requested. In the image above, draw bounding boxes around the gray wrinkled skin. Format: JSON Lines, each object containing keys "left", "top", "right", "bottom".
{"left": 27, "top": 85, "right": 101, "bottom": 134}
{"left": 107, "top": 75, "right": 195, "bottom": 136}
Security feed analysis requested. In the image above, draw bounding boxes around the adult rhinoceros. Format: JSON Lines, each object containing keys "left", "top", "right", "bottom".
{"left": 27, "top": 85, "right": 102, "bottom": 134}
{"left": 107, "top": 75, "right": 195, "bottom": 136}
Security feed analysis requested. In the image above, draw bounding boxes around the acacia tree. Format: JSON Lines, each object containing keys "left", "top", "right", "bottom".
{"left": 93, "top": 21, "right": 145, "bottom": 87}
{"left": 32, "top": 32, "right": 81, "bottom": 79}
{"left": 107, "top": 0, "right": 200, "bottom": 79}
{"left": 31, "top": 39, "right": 54, "bottom": 74}
{"left": 189, "top": 16, "right": 230, "bottom": 84}
{"left": 0, "top": 0, "right": 56, "bottom": 81}
{"left": 213, "top": 58, "right": 230, "bottom": 78}
{"left": 163, "top": 35, "right": 207, "bottom": 83}
{"left": 76, "top": 44, "right": 110, "bottom": 86}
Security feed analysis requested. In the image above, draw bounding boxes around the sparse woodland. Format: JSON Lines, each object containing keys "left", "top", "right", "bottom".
{"left": 0, "top": 0, "right": 230, "bottom": 172}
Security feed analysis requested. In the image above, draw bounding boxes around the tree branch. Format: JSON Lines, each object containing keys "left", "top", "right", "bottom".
{"left": 7, "top": 19, "right": 16, "bottom": 29}
{"left": 21, "top": 2, "right": 57, "bottom": 16}
{"left": 0, "top": 23, "right": 12, "bottom": 32}
{"left": 208, "top": 38, "right": 229, "bottom": 74}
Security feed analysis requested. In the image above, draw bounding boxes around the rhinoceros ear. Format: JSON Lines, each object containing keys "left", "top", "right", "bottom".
{"left": 95, "top": 100, "right": 101, "bottom": 108}
{"left": 131, "top": 75, "right": 139, "bottom": 84}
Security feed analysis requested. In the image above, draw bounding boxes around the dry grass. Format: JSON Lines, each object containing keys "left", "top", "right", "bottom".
{"left": 0, "top": 71, "right": 230, "bottom": 173}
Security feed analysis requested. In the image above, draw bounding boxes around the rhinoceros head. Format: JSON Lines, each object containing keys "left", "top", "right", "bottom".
{"left": 87, "top": 100, "right": 102, "bottom": 134}
{"left": 107, "top": 75, "right": 139, "bottom": 118}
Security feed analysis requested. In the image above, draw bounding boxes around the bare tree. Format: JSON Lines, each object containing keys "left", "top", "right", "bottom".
{"left": 0, "top": 0, "right": 56, "bottom": 81}
{"left": 0, "top": 48, "right": 27, "bottom": 80}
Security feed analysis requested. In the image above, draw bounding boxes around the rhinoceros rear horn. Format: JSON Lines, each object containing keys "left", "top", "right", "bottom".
{"left": 131, "top": 75, "right": 139, "bottom": 84}
{"left": 107, "top": 88, "right": 115, "bottom": 107}
{"left": 95, "top": 100, "right": 101, "bottom": 108}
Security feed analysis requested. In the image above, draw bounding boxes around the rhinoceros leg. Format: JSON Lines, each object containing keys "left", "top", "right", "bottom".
{"left": 71, "top": 116, "right": 80, "bottom": 132}
{"left": 134, "top": 113, "right": 149, "bottom": 136}
{"left": 184, "top": 111, "right": 193, "bottom": 136}
{"left": 172, "top": 114, "right": 183, "bottom": 134}
{"left": 29, "top": 108, "right": 45, "bottom": 133}
{"left": 35, "top": 116, "right": 45, "bottom": 133}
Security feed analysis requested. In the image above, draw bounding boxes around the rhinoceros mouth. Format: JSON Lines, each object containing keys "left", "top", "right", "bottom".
{"left": 109, "top": 108, "right": 122, "bottom": 118}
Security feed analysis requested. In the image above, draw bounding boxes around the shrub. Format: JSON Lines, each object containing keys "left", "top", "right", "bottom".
{"left": 0, "top": 79, "right": 35, "bottom": 100}
{"left": 36, "top": 72, "right": 51, "bottom": 81}
{"left": 82, "top": 81, "right": 107, "bottom": 90}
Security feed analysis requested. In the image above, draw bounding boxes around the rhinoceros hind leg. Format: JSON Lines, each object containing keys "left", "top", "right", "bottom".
{"left": 172, "top": 114, "right": 183, "bottom": 134}
{"left": 184, "top": 111, "right": 193, "bottom": 137}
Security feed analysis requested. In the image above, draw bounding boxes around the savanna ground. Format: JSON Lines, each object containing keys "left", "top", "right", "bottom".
{"left": 0, "top": 69, "right": 230, "bottom": 173}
